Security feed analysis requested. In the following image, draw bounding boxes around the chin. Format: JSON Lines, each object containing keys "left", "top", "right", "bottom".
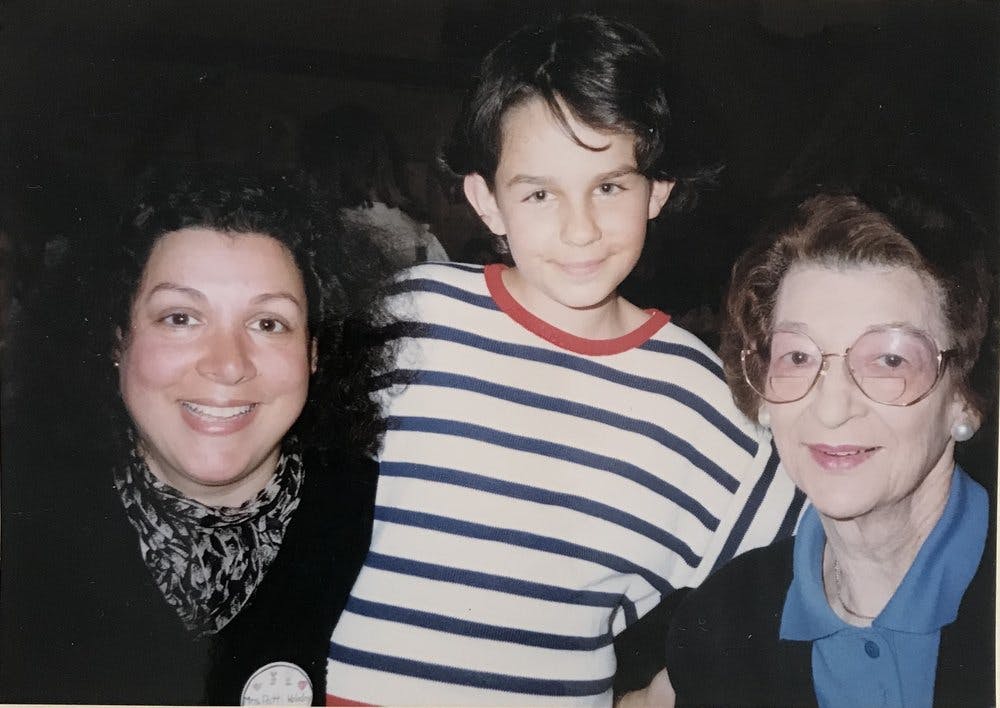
{"left": 178, "top": 449, "right": 262, "bottom": 488}
{"left": 806, "top": 486, "right": 879, "bottom": 521}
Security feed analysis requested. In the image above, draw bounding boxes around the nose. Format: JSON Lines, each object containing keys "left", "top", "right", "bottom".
{"left": 560, "top": 199, "right": 601, "bottom": 247}
{"left": 810, "top": 355, "right": 866, "bottom": 428}
{"left": 196, "top": 325, "right": 257, "bottom": 385}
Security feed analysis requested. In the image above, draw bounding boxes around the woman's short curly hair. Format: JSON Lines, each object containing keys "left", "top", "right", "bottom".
{"left": 720, "top": 181, "right": 997, "bottom": 424}
{"left": 95, "top": 165, "right": 395, "bottom": 461}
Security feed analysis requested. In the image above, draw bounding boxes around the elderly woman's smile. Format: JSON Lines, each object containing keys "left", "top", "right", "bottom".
{"left": 118, "top": 227, "right": 312, "bottom": 506}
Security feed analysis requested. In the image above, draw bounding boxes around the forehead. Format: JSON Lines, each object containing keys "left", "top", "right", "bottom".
{"left": 773, "top": 263, "right": 948, "bottom": 345}
{"left": 141, "top": 227, "right": 304, "bottom": 292}
{"left": 496, "top": 97, "right": 638, "bottom": 176}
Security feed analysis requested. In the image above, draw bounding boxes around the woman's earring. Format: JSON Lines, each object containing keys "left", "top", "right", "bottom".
{"left": 951, "top": 421, "right": 974, "bottom": 442}
{"left": 757, "top": 408, "right": 771, "bottom": 428}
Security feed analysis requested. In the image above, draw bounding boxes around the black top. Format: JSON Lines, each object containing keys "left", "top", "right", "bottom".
{"left": 0, "top": 446, "right": 375, "bottom": 705}
{"left": 665, "top": 530, "right": 995, "bottom": 708}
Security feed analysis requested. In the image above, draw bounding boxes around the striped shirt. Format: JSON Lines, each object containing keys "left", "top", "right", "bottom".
{"left": 327, "top": 262, "right": 803, "bottom": 706}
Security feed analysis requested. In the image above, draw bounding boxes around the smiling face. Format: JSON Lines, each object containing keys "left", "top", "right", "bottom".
{"left": 118, "top": 228, "right": 312, "bottom": 506}
{"left": 764, "top": 263, "right": 969, "bottom": 521}
{"left": 464, "top": 97, "right": 673, "bottom": 335}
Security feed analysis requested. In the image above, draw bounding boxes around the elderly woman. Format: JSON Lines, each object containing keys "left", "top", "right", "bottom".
{"left": 644, "top": 185, "right": 995, "bottom": 707}
{"left": 0, "top": 168, "right": 391, "bottom": 704}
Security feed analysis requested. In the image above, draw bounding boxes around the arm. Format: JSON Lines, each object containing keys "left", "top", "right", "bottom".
{"left": 615, "top": 668, "right": 675, "bottom": 708}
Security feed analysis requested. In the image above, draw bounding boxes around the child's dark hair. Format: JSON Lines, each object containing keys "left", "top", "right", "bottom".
{"left": 441, "top": 14, "right": 677, "bottom": 187}
{"left": 441, "top": 14, "right": 714, "bottom": 211}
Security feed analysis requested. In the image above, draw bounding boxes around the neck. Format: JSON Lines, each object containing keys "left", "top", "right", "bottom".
{"left": 141, "top": 447, "right": 281, "bottom": 508}
{"left": 502, "top": 267, "right": 646, "bottom": 339}
{"left": 820, "top": 454, "right": 954, "bottom": 625}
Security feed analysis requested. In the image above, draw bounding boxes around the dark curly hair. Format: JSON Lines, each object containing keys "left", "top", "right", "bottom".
{"left": 721, "top": 180, "right": 997, "bottom": 428}
{"left": 68, "top": 165, "right": 395, "bottom": 466}
{"left": 439, "top": 13, "right": 715, "bottom": 211}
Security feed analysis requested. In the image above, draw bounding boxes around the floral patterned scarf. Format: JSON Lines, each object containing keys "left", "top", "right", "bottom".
{"left": 113, "top": 445, "right": 304, "bottom": 636}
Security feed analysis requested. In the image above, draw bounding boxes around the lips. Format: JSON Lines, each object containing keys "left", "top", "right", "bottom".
{"left": 182, "top": 402, "right": 255, "bottom": 419}
{"left": 180, "top": 400, "right": 258, "bottom": 435}
{"left": 556, "top": 259, "right": 603, "bottom": 277}
{"left": 807, "top": 443, "right": 880, "bottom": 470}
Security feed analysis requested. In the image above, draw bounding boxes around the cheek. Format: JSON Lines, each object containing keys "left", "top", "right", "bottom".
{"left": 261, "top": 341, "right": 312, "bottom": 395}
{"left": 502, "top": 210, "right": 545, "bottom": 247}
{"left": 120, "top": 334, "right": 194, "bottom": 396}
{"left": 599, "top": 198, "right": 650, "bottom": 241}
{"left": 765, "top": 405, "right": 807, "bottom": 474}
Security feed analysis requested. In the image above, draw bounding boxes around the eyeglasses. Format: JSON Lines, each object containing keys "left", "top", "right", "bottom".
{"left": 741, "top": 327, "right": 955, "bottom": 406}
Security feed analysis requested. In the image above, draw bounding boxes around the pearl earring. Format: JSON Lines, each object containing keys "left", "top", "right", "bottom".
{"left": 951, "top": 421, "right": 974, "bottom": 442}
{"left": 757, "top": 408, "right": 771, "bottom": 428}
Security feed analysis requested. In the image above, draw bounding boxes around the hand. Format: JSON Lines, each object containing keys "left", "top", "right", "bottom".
{"left": 615, "top": 668, "right": 675, "bottom": 708}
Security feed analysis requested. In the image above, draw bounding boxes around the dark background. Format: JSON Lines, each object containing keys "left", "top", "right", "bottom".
{"left": 0, "top": 3, "right": 997, "bottom": 694}
{"left": 2, "top": 0, "right": 998, "bottom": 467}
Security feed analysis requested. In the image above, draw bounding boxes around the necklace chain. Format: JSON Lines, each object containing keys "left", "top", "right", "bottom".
{"left": 832, "top": 558, "right": 877, "bottom": 621}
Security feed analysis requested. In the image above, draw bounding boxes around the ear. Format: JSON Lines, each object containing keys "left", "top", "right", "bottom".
{"left": 310, "top": 337, "right": 318, "bottom": 375}
{"left": 647, "top": 180, "right": 675, "bottom": 220}
{"left": 463, "top": 174, "right": 507, "bottom": 236}
{"left": 756, "top": 403, "right": 772, "bottom": 428}
{"left": 949, "top": 391, "right": 982, "bottom": 438}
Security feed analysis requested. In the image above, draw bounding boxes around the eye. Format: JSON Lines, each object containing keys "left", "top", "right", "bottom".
{"left": 597, "top": 182, "right": 624, "bottom": 195}
{"left": 523, "top": 190, "right": 549, "bottom": 203}
{"left": 877, "top": 353, "right": 906, "bottom": 369}
{"left": 249, "top": 317, "right": 289, "bottom": 333}
{"left": 159, "top": 312, "right": 201, "bottom": 327}
{"left": 787, "top": 350, "right": 813, "bottom": 366}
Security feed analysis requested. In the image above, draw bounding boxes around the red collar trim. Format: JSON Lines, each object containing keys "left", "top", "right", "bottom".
{"left": 484, "top": 263, "right": 670, "bottom": 356}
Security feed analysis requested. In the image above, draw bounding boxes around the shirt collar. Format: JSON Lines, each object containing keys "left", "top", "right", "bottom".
{"left": 780, "top": 465, "right": 988, "bottom": 640}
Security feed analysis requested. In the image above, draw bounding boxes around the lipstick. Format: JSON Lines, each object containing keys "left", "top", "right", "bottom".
{"left": 180, "top": 400, "right": 258, "bottom": 435}
{"left": 807, "top": 443, "right": 879, "bottom": 471}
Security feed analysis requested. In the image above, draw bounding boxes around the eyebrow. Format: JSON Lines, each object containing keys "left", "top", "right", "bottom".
{"left": 145, "top": 282, "right": 205, "bottom": 301}
{"left": 772, "top": 320, "right": 938, "bottom": 341}
{"left": 504, "top": 165, "right": 640, "bottom": 189}
{"left": 145, "top": 283, "right": 304, "bottom": 311}
{"left": 251, "top": 291, "right": 305, "bottom": 311}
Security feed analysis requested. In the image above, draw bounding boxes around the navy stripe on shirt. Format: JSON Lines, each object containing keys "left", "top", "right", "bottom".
{"left": 375, "top": 505, "right": 672, "bottom": 595}
{"left": 381, "top": 461, "right": 700, "bottom": 568}
{"left": 387, "top": 322, "right": 758, "bottom": 455}
{"left": 364, "top": 551, "right": 624, "bottom": 607}
{"left": 389, "top": 279, "right": 498, "bottom": 310}
{"left": 344, "top": 596, "right": 614, "bottom": 651}
{"left": 639, "top": 339, "right": 726, "bottom": 380}
{"left": 393, "top": 369, "right": 740, "bottom": 493}
{"left": 328, "top": 643, "right": 615, "bottom": 697}
{"left": 710, "top": 439, "right": 784, "bottom": 574}
{"left": 386, "top": 415, "right": 721, "bottom": 531}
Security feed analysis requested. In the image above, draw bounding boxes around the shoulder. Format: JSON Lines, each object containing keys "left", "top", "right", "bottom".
{"left": 669, "top": 538, "right": 794, "bottom": 644}
{"left": 638, "top": 321, "right": 728, "bottom": 380}
{"left": 387, "top": 262, "right": 495, "bottom": 321}
{"left": 935, "top": 492, "right": 995, "bottom": 703}
{"left": 666, "top": 539, "right": 815, "bottom": 707}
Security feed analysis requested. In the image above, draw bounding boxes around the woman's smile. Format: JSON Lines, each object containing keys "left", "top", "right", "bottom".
{"left": 806, "top": 443, "right": 881, "bottom": 470}
{"left": 180, "top": 400, "right": 260, "bottom": 434}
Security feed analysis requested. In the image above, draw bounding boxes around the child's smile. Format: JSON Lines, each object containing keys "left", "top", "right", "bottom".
{"left": 465, "top": 97, "right": 673, "bottom": 338}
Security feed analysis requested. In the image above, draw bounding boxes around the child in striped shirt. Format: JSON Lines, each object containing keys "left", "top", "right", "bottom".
{"left": 327, "top": 13, "right": 803, "bottom": 706}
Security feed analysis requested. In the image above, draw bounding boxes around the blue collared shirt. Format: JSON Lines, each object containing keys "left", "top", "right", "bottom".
{"left": 780, "top": 466, "right": 988, "bottom": 708}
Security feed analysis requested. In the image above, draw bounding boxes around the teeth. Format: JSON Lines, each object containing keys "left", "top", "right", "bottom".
{"left": 825, "top": 447, "right": 875, "bottom": 456}
{"left": 182, "top": 402, "right": 254, "bottom": 419}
